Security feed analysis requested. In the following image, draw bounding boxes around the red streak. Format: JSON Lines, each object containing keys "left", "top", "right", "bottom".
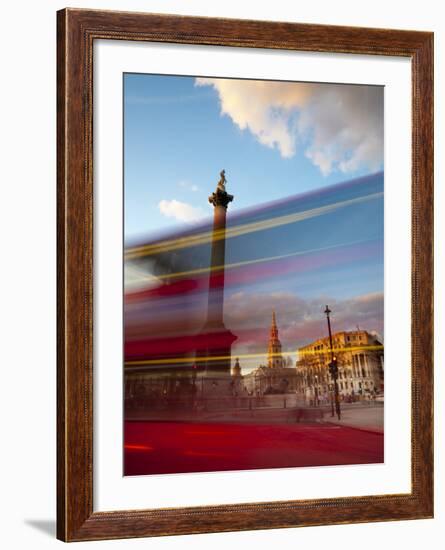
{"left": 125, "top": 242, "right": 381, "bottom": 304}
{"left": 125, "top": 444, "right": 154, "bottom": 451}
{"left": 125, "top": 329, "right": 237, "bottom": 361}
{"left": 124, "top": 421, "right": 383, "bottom": 476}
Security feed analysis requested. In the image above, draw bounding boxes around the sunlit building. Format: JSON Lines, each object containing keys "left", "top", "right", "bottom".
{"left": 295, "top": 330, "right": 384, "bottom": 403}
{"left": 243, "top": 312, "right": 298, "bottom": 395}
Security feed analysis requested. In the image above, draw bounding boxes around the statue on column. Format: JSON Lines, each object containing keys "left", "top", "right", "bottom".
{"left": 217, "top": 169, "right": 227, "bottom": 192}
{"left": 209, "top": 169, "right": 233, "bottom": 208}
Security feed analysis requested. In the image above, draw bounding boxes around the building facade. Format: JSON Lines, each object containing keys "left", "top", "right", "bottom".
{"left": 242, "top": 312, "right": 299, "bottom": 395}
{"left": 296, "top": 330, "right": 384, "bottom": 404}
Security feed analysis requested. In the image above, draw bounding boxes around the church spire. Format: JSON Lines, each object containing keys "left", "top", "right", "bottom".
{"left": 271, "top": 310, "right": 278, "bottom": 336}
{"left": 267, "top": 311, "right": 284, "bottom": 368}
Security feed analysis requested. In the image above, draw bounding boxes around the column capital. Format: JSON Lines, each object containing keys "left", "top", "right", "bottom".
{"left": 208, "top": 188, "right": 234, "bottom": 208}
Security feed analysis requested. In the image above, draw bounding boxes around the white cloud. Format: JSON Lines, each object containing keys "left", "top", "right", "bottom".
{"left": 196, "top": 78, "right": 383, "bottom": 176}
{"left": 158, "top": 199, "right": 206, "bottom": 223}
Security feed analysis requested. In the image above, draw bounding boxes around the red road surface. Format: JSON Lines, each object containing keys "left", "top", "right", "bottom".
{"left": 124, "top": 421, "right": 383, "bottom": 476}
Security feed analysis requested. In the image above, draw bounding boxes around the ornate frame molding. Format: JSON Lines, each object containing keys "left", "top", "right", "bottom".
{"left": 57, "top": 8, "right": 433, "bottom": 541}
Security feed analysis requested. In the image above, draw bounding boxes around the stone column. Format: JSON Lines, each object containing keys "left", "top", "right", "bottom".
{"left": 198, "top": 171, "right": 237, "bottom": 384}
{"left": 206, "top": 177, "right": 233, "bottom": 326}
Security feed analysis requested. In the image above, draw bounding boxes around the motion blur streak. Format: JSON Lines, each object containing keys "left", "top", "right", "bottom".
{"left": 129, "top": 238, "right": 376, "bottom": 282}
{"left": 124, "top": 444, "right": 154, "bottom": 451}
{"left": 125, "top": 191, "right": 382, "bottom": 260}
{"left": 125, "top": 345, "right": 384, "bottom": 368}
{"left": 124, "top": 421, "right": 383, "bottom": 476}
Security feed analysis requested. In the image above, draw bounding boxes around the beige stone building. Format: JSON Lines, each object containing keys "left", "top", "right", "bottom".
{"left": 241, "top": 312, "right": 299, "bottom": 396}
{"left": 296, "top": 330, "right": 384, "bottom": 403}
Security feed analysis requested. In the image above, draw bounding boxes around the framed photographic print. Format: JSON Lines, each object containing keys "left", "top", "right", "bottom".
{"left": 57, "top": 8, "right": 433, "bottom": 542}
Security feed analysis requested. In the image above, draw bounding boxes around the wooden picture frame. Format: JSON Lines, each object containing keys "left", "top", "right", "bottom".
{"left": 57, "top": 8, "right": 433, "bottom": 542}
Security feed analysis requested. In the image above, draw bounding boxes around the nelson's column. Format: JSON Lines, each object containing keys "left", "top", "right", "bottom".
{"left": 197, "top": 170, "right": 237, "bottom": 389}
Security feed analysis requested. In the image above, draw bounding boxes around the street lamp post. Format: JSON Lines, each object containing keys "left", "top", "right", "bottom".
{"left": 324, "top": 305, "right": 341, "bottom": 420}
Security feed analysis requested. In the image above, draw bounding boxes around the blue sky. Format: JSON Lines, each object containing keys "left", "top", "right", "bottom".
{"left": 124, "top": 74, "right": 383, "bottom": 243}
{"left": 123, "top": 74, "right": 384, "bottom": 352}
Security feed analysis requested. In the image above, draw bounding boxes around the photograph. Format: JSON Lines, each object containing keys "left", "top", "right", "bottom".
{"left": 123, "top": 73, "right": 385, "bottom": 476}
